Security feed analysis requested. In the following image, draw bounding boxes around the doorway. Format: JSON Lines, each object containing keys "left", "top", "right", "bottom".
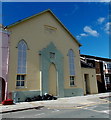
{"left": 40, "top": 42, "right": 64, "bottom": 97}
{"left": 84, "top": 74, "right": 90, "bottom": 94}
{"left": 0, "top": 77, "right": 5, "bottom": 102}
{"left": 49, "top": 63, "right": 57, "bottom": 96}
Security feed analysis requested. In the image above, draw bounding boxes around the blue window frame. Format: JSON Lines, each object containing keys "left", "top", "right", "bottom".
{"left": 68, "top": 49, "right": 75, "bottom": 86}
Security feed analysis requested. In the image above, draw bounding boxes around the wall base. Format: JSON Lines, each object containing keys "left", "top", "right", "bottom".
{"left": 64, "top": 88, "right": 84, "bottom": 97}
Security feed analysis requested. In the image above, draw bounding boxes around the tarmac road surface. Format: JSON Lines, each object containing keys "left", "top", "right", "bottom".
{"left": 2, "top": 102, "right": 111, "bottom": 118}
{"left": 1, "top": 92, "right": 111, "bottom": 119}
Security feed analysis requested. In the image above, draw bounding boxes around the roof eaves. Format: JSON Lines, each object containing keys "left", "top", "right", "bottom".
{"left": 81, "top": 54, "right": 111, "bottom": 61}
{"left": 48, "top": 10, "right": 82, "bottom": 46}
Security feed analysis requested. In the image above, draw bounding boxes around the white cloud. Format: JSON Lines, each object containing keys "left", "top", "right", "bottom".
{"left": 1, "top": 0, "right": 110, "bottom": 3}
{"left": 104, "top": 22, "right": 111, "bottom": 34}
{"left": 97, "top": 17, "right": 105, "bottom": 24}
{"left": 80, "top": 33, "right": 88, "bottom": 37}
{"left": 98, "top": 0, "right": 110, "bottom": 2}
{"left": 76, "top": 33, "right": 88, "bottom": 39}
{"left": 76, "top": 35, "right": 81, "bottom": 39}
{"left": 84, "top": 26, "right": 99, "bottom": 37}
{"left": 1, "top": 0, "right": 110, "bottom": 2}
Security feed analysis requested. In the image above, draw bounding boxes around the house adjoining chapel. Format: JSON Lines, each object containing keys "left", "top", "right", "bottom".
{"left": 1, "top": 9, "right": 98, "bottom": 102}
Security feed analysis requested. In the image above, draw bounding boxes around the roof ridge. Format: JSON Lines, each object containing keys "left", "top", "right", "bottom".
{"left": 6, "top": 9, "right": 81, "bottom": 46}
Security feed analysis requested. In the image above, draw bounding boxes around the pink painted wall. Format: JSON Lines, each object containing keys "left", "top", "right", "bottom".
{"left": 0, "top": 27, "right": 10, "bottom": 99}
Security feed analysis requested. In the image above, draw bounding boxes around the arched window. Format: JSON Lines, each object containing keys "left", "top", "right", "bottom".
{"left": 16, "top": 40, "right": 27, "bottom": 88}
{"left": 68, "top": 49, "right": 75, "bottom": 86}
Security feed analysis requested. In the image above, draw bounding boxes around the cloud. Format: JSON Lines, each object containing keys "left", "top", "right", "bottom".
{"left": 76, "top": 33, "right": 88, "bottom": 39}
{"left": 97, "top": 17, "right": 105, "bottom": 24}
{"left": 76, "top": 26, "right": 99, "bottom": 40}
{"left": 104, "top": 22, "right": 111, "bottom": 34}
{"left": 98, "top": 0, "right": 110, "bottom": 2}
{"left": 1, "top": 0, "right": 110, "bottom": 2}
{"left": 76, "top": 35, "right": 81, "bottom": 39}
{"left": 80, "top": 33, "right": 88, "bottom": 37}
{"left": 84, "top": 26, "right": 99, "bottom": 37}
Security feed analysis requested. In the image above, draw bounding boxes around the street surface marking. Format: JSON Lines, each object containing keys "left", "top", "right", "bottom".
{"left": 45, "top": 102, "right": 110, "bottom": 110}
{"left": 34, "top": 113, "right": 45, "bottom": 116}
{"left": 83, "top": 107, "right": 110, "bottom": 115}
{"left": 100, "top": 110, "right": 111, "bottom": 114}
{"left": 52, "top": 109, "right": 60, "bottom": 112}
{"left": 99, "top": 98, "right": 111, "bottom": 103}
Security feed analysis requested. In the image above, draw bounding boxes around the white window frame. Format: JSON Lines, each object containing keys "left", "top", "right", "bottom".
{"left": 16, "top": 40, "right": 28, "bottom": 88}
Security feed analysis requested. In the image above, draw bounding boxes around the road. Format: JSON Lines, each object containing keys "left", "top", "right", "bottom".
{"left": 2, "top": 98, "right": 111, "bottom": 119}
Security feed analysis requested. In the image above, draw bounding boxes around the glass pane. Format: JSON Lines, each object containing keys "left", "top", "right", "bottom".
{"left": 70, "top": 80, "right": 74, "bottom": 86}
{"left": 21, "top": 81, "right": 24, "bottom": 86}
{"left": 17, "top": 40, "right": 27, "bottom": 74}
{"left": 70, "top": 76, "right": 72, "bottom": 80}
{"left": 68, "top": 49, "right": 75, "bottom": 76}
{"left": 23, "top": 45, "right": 27, "bottom": 51}
{"left": 17, "top": 75, "right": 20, "bottom": 80}
{"left": 16, "top": 81, "right": 20, "bottom": 86}
{"left": 21, "top": 75, "right": 25, "bottom": 80}
{"left": 17, "top": 67, "right": 22, "bottom": 74}
{"left": 72, "top": 76, "right": 74, "bottom": 80}
{"left": 23, "top": 51, "right": 26, "bottom": 58}
{"left": 21, "top": 67, "right": 26, "bottom": 74}
{"left": 18, "top": 44, "right": 23, "bottom": 50}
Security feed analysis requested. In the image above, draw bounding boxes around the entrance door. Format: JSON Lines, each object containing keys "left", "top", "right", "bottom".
{"left": 0, "top": 77, "right": 5, "bottom": 102}
{"left": 84, "top": 74, "right": 90, "bottom": 94}
{"left": 49, "top": 63, "right": 57, "bottom": 96}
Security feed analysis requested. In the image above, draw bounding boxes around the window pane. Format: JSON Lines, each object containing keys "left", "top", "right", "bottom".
{"left": 17, "top": 75, "right": 20, "bottom": 80}
{"left": 21, "top": 81, "right": 24, "bottom": 86}
{"left": 16, "top": 81, "right": 20, "bottom": 86}
{"left": 70, "top": 80, "right": 74, "bottom": 86}
{"left": 72, "top": 76, "right": 74, "bottom": 80}
{"left": 21, "top": 75, "right": 25, "bottom": 80}
{"left": 17, "top": 40, "right": 27, "bottom": 74}
{"left": 21, "top": 67, "right": 26, "bottom": 74}
{"left": 68, "top": 49, "right": 75, "bottom": 76}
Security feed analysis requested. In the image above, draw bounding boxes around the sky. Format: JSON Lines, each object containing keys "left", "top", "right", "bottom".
{"left": 2, "top": 2, "right": 110, "bottom": 58}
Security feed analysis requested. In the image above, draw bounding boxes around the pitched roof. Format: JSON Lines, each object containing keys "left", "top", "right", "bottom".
{"left": 81, "top": 54, "right": 111, "bottom": 62}
{"left": 5, "top": 9, "right": 81, "bottom": 46}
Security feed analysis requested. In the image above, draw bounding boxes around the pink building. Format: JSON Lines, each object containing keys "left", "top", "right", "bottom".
{"left": 0, "top": 24, "right": 10, "bottom": 102}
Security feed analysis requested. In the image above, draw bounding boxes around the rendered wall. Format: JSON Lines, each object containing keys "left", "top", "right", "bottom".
{"left": 81, "top": 68, "right": 98, "bottom": 94}
{"left": 64, "top": 88, "right": 83, "bottom": 97}
{"left": 12, "top": 90, "right": 40, "bottom": 102}
{"left": 7, "top": 11, "right": 83, "bottom": 99}
{"left": 0, "top": 29, "right": 9, "bottom": 81}
{"left": 0, "top": 27, "right": 10, "bottom": 100}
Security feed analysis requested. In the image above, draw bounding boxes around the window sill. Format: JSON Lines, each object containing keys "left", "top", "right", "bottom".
{"left": 16, "top": 86, "right": 27, "bottom": 89}
{"left": 70, "top": 85, "right": 77, "bottom": 87}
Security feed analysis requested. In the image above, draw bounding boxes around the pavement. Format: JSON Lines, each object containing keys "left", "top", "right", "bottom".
{"left": 0, "top": 92, "right": 111, "bottom": 114}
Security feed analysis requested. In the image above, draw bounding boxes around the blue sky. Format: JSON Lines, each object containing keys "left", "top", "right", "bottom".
{"left": 2, "top": 2, "right": 110, "bottom": 58}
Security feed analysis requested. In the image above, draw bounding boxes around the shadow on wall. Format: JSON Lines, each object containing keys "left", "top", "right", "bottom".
{"left": 0, "top": 77, "right": 5, "bottom": 102}
{"left": 97, "top": 80, "right": 106, "bottom": 93}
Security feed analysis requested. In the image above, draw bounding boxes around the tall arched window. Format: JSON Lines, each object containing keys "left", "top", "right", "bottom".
{"left": 68, "top": 49, "right": 75, "bottom": 86}
{"left": 16, "top": 40, "right": 27, "bottom": 88}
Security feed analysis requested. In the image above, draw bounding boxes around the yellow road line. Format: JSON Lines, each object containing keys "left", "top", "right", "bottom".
{"left": 99, "top": 98, "right": 111, "bottom": 103}
{"left": 46, "top": 102, "right": 110, "bottom": 110}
